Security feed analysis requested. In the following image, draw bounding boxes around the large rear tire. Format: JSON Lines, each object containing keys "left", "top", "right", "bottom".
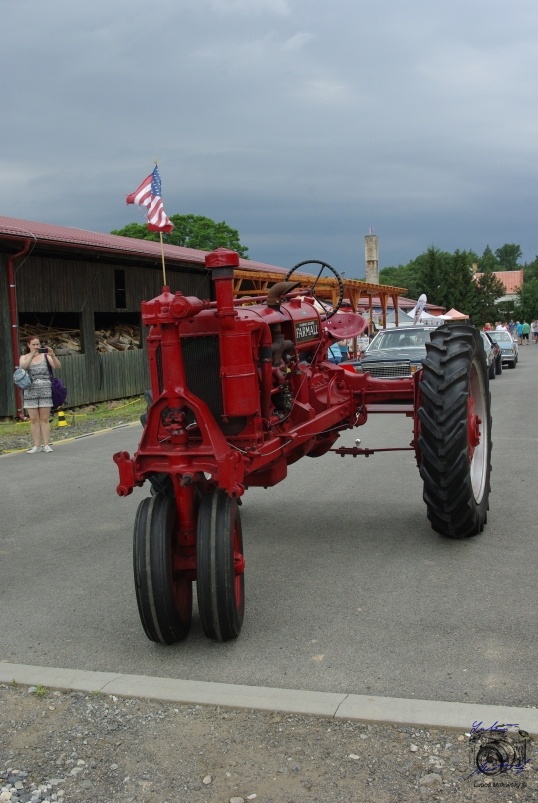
{"left": 418, "top": 324, "right": 492, "bottom": 538}
{"left": 133, "top": 492, "right": 193, "bottom": 644}
{"left": 197, "top": 490, "right": 245, "bottom": 641}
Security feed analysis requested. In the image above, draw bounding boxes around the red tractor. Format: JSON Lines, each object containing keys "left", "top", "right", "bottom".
{"left": 114, "top": 249, "right": 492, "bottom": 644}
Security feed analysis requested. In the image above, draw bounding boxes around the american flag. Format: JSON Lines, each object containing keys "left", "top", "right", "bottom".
{"left": 126, "top": 165, "right": 174, "bottom": 233}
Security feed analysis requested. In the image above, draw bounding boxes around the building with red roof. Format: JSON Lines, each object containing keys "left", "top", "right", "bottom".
{"left": 475, "top": 269, "right": 524, "bottom": 303}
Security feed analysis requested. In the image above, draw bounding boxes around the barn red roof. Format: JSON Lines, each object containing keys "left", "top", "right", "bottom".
{"left": 0, "top": 215, "right": 289, "bottom": 276}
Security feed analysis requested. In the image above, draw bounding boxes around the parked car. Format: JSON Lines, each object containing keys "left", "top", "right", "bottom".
{"left": 480, "top": 331, "right": 502, "bottom": 378}
{"left": 486, "top": 331, "right": 503, "bottom": 376}
{"left": 347, "top": 326, "right": 440, "bottom": 378}
{"left": 488, "top": 330, "right": 519, "bottom": 368}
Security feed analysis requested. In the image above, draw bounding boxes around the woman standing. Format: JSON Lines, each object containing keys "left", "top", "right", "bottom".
{"left": 19, "top": 337, "right": 61, "bottom": 453}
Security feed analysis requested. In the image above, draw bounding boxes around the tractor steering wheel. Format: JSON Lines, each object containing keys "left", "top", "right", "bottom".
{"left": 284, "top": 260, "right": 345, "bottom": 320}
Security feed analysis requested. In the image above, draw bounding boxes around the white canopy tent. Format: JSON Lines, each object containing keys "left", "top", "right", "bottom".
{"left": 418, "top": 311, "right": 443, "bottom": 325}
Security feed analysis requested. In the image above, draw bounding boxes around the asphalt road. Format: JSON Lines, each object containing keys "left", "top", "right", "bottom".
{"left": 2, "top": 346, "right": 537, "bottom": 709}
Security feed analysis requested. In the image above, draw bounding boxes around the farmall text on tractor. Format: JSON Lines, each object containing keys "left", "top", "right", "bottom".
{"left": 113, "top": 250, "right": 492, "bottom": 645}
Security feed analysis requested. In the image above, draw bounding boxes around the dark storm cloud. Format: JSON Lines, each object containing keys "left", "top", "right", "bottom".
{"left": 2, "top": 0, "right": 538, "bottom": 276}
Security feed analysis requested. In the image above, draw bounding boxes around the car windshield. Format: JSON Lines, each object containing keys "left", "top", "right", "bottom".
{"left": 367, "top": 329, "right": 431, "bottom": 352}
{"left": 489, "top": 331, "right": 512, "bottom": 343}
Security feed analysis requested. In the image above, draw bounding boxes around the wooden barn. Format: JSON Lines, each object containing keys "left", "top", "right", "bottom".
{"left": 0, "top": 216, "right": 404, "bottom": 418}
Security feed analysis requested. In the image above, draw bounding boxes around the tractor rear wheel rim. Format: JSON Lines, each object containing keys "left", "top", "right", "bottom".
{"left": 468, "top": 359, "right": 488, "bottom": 504}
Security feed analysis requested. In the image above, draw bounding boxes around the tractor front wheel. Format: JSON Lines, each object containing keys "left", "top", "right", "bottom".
{"left": 197, "top": 490, "right": 245, "bottom": 641}
{"left": 133, "top": 492, "right": 193, "bottom": 643}
{"left": 418, "top": 324, "right": 492, "bottom": 538}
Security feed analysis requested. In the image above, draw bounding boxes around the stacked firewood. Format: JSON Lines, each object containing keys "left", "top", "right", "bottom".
{"left": 19, "top": 323, "right": 140, "bottom": 354}
{"left": 19, "top": 324, "right": 82, "bottom": 356}
{"left": 95, "top": 323, "right": 140, "bottom": 352}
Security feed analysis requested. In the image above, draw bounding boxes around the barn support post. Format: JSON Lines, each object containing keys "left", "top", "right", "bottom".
{"left": 7, "top": 238, "right": 32, "bottom": 419}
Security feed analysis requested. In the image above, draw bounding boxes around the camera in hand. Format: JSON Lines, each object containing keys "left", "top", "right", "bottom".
{"left": 38, "top": 347, "right": 48, "bottom": 353}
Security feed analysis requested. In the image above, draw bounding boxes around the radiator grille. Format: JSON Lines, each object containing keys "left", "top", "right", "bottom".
{"left": 181, "top": 336, "right": 246, "bottom": 436}
{"left": 363, "top": 361, "right": 412, "bottom": 378}
{"left": 182, "top": 336, "right": 222, "bottom": 418}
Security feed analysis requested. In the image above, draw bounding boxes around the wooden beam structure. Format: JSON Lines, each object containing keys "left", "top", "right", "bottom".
{"left": 233, "top": 267, "right": 406, "bottom": 330}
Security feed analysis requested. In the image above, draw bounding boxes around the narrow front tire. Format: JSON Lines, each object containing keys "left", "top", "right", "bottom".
{"left": 196, "top": 491, "right": 245, "bottom": 641}
{"left": 133, "top": 493, "right": 193, "bottom": 644}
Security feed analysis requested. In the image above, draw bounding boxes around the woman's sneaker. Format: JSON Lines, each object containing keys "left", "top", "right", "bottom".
{"left": 42, "top": 445, "right": 53, "bottom": 453}
{"left": 27, "top": 446, "right": 42, "bottom": 453}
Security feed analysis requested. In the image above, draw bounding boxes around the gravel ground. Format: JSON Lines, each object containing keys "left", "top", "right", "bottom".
{"left": 1, "top": 684, "right": 535, "bottom": 803}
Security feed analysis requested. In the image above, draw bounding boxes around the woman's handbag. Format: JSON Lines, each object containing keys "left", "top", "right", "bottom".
{"left": 46, "top": 359, "right": 68, "bottom": 410}
{"left": 13, "top": 367, "right": 32, "bottom": 390}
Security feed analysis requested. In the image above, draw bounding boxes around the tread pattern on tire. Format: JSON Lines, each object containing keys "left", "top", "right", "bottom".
{"left": 418, "top": 324, "right": 492, "bottom": 539}
{"left": 133, "top": 492, "right": 192, "bottom": 644}
{"left": 197, "top": 491, "right": 245, "bottom": 642}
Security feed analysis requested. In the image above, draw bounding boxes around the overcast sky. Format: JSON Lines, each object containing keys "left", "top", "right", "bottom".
{"left": 3, "top": 0, "right": 538, "bottom": 278}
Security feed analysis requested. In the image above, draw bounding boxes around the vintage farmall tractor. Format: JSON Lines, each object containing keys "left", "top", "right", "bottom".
{"left": 113, "top": 249, "right": 492, "bottom": 644}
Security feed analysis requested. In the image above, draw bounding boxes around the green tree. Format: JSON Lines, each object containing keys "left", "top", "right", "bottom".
{"left": 478, "top": 245, "right": 499, "bottom": 273}
{"left": 516, "top": 278, "right": 538, "bottom": 321}
{"left": 378, "top": 264, "right": 421, "bottom": 299}
{"left": 523, "top": 256, "right": 538, "bottom": 283}
{"left": 495, "top": 243, "right": 522, "bottom": 270}
{"left": 473, "top": 271, "right": 506, "bottom": 327}
{"left": 112, "top": 214, "right": 249, "bottom": 258}
{"left": 414, "top": 246, "right": 453, "bottom": 306}
{"left": 440, "top": 250, "right": 477, "bottom": 313}
{"left": 496, "top": 299, "right": 518, "bottom": 321}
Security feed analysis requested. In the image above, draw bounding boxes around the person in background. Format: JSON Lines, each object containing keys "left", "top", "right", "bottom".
{"left": 328, "top": 338, "right": 342, "bottom": 364}
{"left": 338, "top": 342, "right": 350, "bottom": 361}
{"left": 531, "top": 319, "right": 538, "bottom": 343}
{"left": 19, "top": 337, "right": 61, "bottom": 453}
{"left": 515, "top": 321, "right": 523, "bottom": 344}
{"left": 520, "top": 320, "right": 530, "bottom": 345}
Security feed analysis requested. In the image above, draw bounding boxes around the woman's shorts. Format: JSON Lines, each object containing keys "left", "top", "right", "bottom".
{"left": 24, "top": 383, "right": 53, "bottom": 409}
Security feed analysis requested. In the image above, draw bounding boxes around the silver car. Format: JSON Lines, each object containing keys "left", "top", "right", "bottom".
{"left": 488, "top": 330, "right": 519, "bottom": 368}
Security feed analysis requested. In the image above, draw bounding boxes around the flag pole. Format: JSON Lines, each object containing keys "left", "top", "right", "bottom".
{"left": 159, "top": 232, "right": 167, "bottom": 286}
{"left": 127, "top": 160, "right": 171, "bottom": 287}
{"left": 153, "top": 158, "right": 167, "bottom": 286}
